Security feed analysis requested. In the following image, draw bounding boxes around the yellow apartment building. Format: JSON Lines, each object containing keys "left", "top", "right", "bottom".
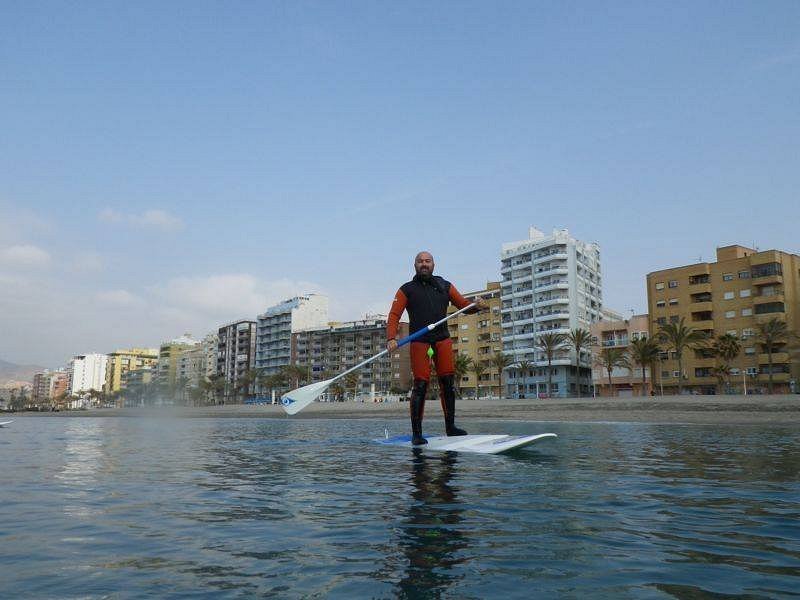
{"left": 647, "top": 245, "right": 800, "bottom": 394}
{"left": 447, "top": 281, "right": 503, "bottom": 398}
{"left": 590, "top": 313, "right": 651, "bottom": 397}
{"left": 104, "top": 348, "right": 159, "bottom": 394}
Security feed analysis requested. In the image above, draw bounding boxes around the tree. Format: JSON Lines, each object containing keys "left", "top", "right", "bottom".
{"left": 343, "top": 371, "right": 360, "bottom": 400}
{"left": 628, "top": 337, "right": 662, "bottom": 397}
{"left": 514, "top": 359, "right": 533, "bottom": 398}
{"left": 708, "top": 333, "right": 741, "bottom": 394}
{"left": 754, "top": 318, "right": 797, "bottom": 394}
{"left": 568, "top": 328, "right": 594, "bottom": 397}
{"left": 454, "top": 353, "right": 473, "bottom": 396}
{"left": 490, "top": 352, "right": 513, "bottom": 399}
{"left": 594, "top": 347, "right": 629, "bottom": 397}
{"left": 469, "top": 362, "right": 486, "bottom": 399}
{"left": 657, "top": 318, "right": 707, "bottom": 395}
{"left": 536, "top": 332, "right": 569, "bottom": 397}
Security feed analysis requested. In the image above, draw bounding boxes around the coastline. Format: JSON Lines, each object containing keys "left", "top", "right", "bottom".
{"left": 7, "top": 394, "right": 800, "bottom": 425}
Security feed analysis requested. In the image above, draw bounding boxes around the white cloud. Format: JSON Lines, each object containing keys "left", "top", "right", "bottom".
{"left": 70, "top": 252, "right": 105, "bottom": 272}
{"left": 98, "top": 208, "right": 184, "bottom": 231}
{"left": 0, "top": 244, "right": 51, "bottom": 268}
{"left": 96, "top": 289, "right": 145, "bottom": 307}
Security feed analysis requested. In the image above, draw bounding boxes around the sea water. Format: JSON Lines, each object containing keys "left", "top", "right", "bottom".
{"left": 1, "top": 417, "right": 798, "bottom": 598}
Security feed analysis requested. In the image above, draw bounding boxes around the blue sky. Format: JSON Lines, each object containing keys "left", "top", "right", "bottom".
{"left": 1, "top": 1, "right": 798, "bottom": 366}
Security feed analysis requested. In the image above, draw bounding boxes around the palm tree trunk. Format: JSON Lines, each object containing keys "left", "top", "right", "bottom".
{"left": 767, "top": 348, "right": 774, "bottom": 394}
{"left": 547, "top": 360, "right": 553, "bottom": 397}
{"left": 576, "top": 350, "right": 582, "bottom": 398}
{"left": 641, "top": 367, "right": 647, "bottom": 397}
{"left": 677, "top": 355, "right": 683, "bottom": 395}
{"left": 607, "top": 368, "right": 613, "bottom": 397}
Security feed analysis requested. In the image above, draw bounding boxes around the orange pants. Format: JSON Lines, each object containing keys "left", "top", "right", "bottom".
{"left": 409, "top": 338, "right": 455, "bottom": 381}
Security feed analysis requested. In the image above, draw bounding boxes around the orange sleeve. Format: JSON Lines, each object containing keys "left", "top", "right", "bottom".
{"left": 448, "top": 284, "right": 475, "bottom": 311}
{"left": 387, "top": 289, "right": 407, "bottom": 340}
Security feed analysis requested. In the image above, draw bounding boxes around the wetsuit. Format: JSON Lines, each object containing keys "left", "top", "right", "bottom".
{"left": 387, "top": 274, "right": 475, "bottom": 444}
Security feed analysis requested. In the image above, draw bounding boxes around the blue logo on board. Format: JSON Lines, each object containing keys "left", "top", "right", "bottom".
{"left": 282, "top": 396, "right": 294, "bottom": 406}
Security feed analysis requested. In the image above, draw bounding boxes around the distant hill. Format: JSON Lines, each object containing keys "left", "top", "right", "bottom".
{"left": 0, "top": 359, "right": 46, "bottom": 386}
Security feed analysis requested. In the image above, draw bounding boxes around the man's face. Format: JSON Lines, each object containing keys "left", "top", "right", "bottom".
{"left": 415, "top": 252, "right": 435, "bottom": 277}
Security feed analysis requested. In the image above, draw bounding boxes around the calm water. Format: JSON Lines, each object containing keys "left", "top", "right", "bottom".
{"left": 1, "top": 417, "right": 799, "bottom": 599}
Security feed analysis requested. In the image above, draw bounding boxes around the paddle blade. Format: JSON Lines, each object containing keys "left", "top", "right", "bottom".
{"left": 280, "top": 380, "right": 332, "bottom": 415}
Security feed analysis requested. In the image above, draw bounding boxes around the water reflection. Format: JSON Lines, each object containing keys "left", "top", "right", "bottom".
{"left": 395, "top": 449, "right": 467, "bottom": 600}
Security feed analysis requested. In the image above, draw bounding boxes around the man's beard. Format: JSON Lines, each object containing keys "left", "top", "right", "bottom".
{"left": 416, "top": 268, "right": 432, "bottom": 280}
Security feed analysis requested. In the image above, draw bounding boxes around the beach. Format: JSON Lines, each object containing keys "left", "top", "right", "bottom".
{"left": 11, "top": 394, "right": 800, "bottom": 424}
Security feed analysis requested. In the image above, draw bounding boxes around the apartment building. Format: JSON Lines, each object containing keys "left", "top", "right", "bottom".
{"left": 255, "top": 294, "right": 329, "bottom": 375}
{"left": 120, "top": 366, "right": 154, "bottom": 407}
{"left": 292, "top": 316, "right": 411, "bottom": 399}
{"left": 156, "top": 334, "right": 199, "bottom": 390}
{"left": 647, "top": 245, "right": 800, "bottom": 394}
{"left": 217, "top": 321, "right": 256, "bottom": 401}
{"left": 590, "top": 312, "right": 651, "bottom": 397}
{"left": 500, "top": 227, "right": 603, "bottom": 397}
{"left": 31, "top": 369, "right": 69, "bottom": 407}
{"left": 104, "top": 348, "right": 158, "bottom": 394}
{"left": 446, "top": 281, "right": 503, "bottom": 398}
{"left": 68, "top": 353, "right": 108, "bottom": 395}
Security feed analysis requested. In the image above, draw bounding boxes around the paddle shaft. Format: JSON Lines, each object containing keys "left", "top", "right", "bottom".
{"left": 326, "top": 302, "right": 477, "bottom": 385}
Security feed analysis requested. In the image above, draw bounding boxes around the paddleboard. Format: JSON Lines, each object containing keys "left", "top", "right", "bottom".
{"left": 0, "top": 420, "right": 13, "bottom": 427}
{"left": 376, "top": 432, "right": 556, "bottom": 454}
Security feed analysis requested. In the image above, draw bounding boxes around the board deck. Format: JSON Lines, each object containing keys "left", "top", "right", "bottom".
{"left": 0, "top": 420, "right": 13, "bottom": 427}
{"left": 376, "top": 432, "right": 556, "bottom": 454}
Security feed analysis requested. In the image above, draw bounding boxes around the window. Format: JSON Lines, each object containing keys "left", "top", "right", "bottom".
{"left": 723, "top": 291, "right": 734, "bottom": 300}
{"left": 669, "top": 315, "right": 679, "bottom": 323}
{"left": 746, "top": 367, "right": 758, "bottom": 375}
{"left": 656, "top": 300, "right": 666, "bottom": 308}
{"left": 738, "top": 270, "right": 750, "bottom": 279}
{"left": 656, "top": 317, "right": 667, "bottom": 325}
{"left": 739, "top": 289, "right": 751, "bottom": 298}
{"left": 730, "top": 368, "right": 740, "bottom": 375}
{"left": 722, "top": 273, "right": 734, "bottom": 281}
{"left": 461, "top": 337, "right": 469, "bottom": 342}
{"left": 741, "top": 308, "right": 752, "bottom": 317}
{"left": 742, "top": 328, "right": 754, "bottom": 338}
{"left": 726, "top": 329, "right": 737, "bottom": 336}
{"left": 751, "top": 262, "right": 782, "bottom": 278}
{"left": 755, "top": 302, "right": 785, "bottom": 315}
{"left": 725, "top": 310, "right": 735, "bottom": 318}
{"left": 655, "top": 282, "right": 665, "bottom": 290}
{"left": 745, "top": 347, "right": 756, "bottom": 355}
{"left": 673, "top": 371, "right": 681, "bottom": 378}
{"left": 669, "top": 298, "right": 678, "bottom": 306}
{"left": 661, "top": 370, "right": 671, "bottom": 378}
{"left": 659, "top": 352, "right": 669, "bottom": 360}
{"left": 668, "top": 280, "right": 678, "bottom": 288}
{"left": 461, "top": 324, "right": 469, "bottom": 330}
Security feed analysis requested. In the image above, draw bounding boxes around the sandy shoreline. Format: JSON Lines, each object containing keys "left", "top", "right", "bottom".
{"left": 8, "top": 394, "right": 800, "bottom": 425}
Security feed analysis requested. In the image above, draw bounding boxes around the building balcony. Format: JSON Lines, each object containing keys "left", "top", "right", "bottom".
{"left": 690, "top": 301, "right": 713, "bottom": 311}
{"left": 533, "top": 252, "right": 568, "bottom": 264}
{"left": 534, "top": 281, "right": 569, "bottom": 292}
{"left": 752, "top": 274, "right": 783, "bottom": 286}
{"left": 537, "top": 296, "right": 570, "bottom": 307}
{"left": 535, "top": 312, "right": 570, "bottom": 323}
{"left": 757, "top": 372, "right": 790, "bottom": 383}
{"left": 691, "top": 319, "right": 714, "bottom": 330}
{"left": 758, "top": 352, "right": 790, "bottom": 364}
{"left": 753, "top": 293, "right": 784, "bottom": 304}
{"left": 535, "top": 266, "right": 568, "bottom": 276}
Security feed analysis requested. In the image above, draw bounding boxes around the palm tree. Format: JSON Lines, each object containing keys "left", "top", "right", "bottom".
{"left": 594, "top": 347, "right": 629, "bottom": 397}
{"left": 469, "top": 362, "right": 486, "bottom": 399}
{"left": 490, "top": 352, "right": 513, "bottom": 399}
{"left": 628, "top": 337, "right": 662, "bottom": 396}
{"left": 454, "top": 353, "right": 473, "bottom": 396}
{"left": 755, "top": 318, "right": 797, "bottom": 393}
{"left": 536, "top": 332, "right": 569, "bottom": 397}
{"left": 657, "top": 318, "right": 707, "bottom": 395}
{"left": 343, "top": 371, "right": 360, "bottom": 400}
{"left": 515, "top": 359, "right": 533, "bottom": 398}
{"left": 568, "top": 328, "right": 594, "bottom": 397}
{"left": 708, "top": 333, "right": 741, "bottom": 394}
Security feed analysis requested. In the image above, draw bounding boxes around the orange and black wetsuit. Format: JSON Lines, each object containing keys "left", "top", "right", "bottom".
{"left": 387, "top": 274, "right": 476, "bottom": 444}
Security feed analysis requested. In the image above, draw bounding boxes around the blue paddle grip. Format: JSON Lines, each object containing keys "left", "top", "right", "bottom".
{"left": 396, "top": 326, "right": 431, "bottom": 347}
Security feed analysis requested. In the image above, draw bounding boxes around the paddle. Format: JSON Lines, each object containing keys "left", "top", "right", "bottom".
{"left": 280, "top": 302, "right": 478, "bottom": 415}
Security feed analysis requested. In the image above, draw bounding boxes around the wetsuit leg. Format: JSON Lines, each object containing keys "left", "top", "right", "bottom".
{"left": 433, "top": 339, "right": 467, "bottom": 436}
{"left": 409, "top": 342, "right": 432, "bottom": 445}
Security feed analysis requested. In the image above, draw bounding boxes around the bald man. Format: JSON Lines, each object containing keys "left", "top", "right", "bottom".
{"left": 387, "top": 252, "right": 487, "bottom": 445}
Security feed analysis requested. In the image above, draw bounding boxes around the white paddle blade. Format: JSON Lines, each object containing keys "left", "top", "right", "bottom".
{"left": 280, "top": 380, "right": 332, "bottom": 415}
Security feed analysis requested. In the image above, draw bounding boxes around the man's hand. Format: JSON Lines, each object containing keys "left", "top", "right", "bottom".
{"left": 387, "top": 339, "right": 398, "bottom": 352}
{"left": 474, "top": 298, "right": 489, "bottom": 311}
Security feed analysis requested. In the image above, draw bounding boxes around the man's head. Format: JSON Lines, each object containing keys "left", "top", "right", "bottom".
{"left": 414, "top": 251, "right": 435, "bottom": 278}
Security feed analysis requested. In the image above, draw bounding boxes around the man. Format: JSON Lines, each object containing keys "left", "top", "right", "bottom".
{"left": 387, "top": 251, "right": 487, "bottom": 445}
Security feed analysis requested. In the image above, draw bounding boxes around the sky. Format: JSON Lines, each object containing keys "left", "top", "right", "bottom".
{"left": 1, "top": 1, "right": 798, "bottom": 367}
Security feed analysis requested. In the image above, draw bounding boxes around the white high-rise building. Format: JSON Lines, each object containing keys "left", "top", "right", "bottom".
{"left": 69, "top": 353, "right": 109, "bottom": 395}
{"left": 255, "top": 294, "right": 329, "bottom": 375}
{"left": 500, "top": 227, "right": 602, "bottom": 398}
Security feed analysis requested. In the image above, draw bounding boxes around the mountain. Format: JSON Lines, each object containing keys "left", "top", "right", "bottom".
{"left": 0, "top": 359, "right": 46, "bottom": 386}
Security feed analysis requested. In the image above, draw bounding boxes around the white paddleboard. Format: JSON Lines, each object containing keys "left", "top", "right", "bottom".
{"left": 376, "top": 433, "right": 556, "bottom": 454}
{"left": 0, "top": 420, "right": 13, "bottom": 427}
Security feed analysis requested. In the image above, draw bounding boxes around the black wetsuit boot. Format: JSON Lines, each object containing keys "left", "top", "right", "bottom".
{"left": 410, "top": 378, "right": 428, "bottom": 445}
{"left": 439, "top": 374, "right": 467, "bottom": 436}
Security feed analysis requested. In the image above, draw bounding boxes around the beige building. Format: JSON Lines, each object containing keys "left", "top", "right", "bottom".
{"left": 104, "top": 348, "right": 159, "bottom": 394}
{"left": 647, "top": 245, "right": 800, "bottom": 394}
{"left": 292, "top": 316, "right": 411, "bottom": 400}
{"left": 446, "top": 281, "right": 503, "bottom": 398}
{"left": 591, "top": 313, "right": 651, "bottom": 397}
{"left": 156, "top": 334, "right": 199, "bottom": 391}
